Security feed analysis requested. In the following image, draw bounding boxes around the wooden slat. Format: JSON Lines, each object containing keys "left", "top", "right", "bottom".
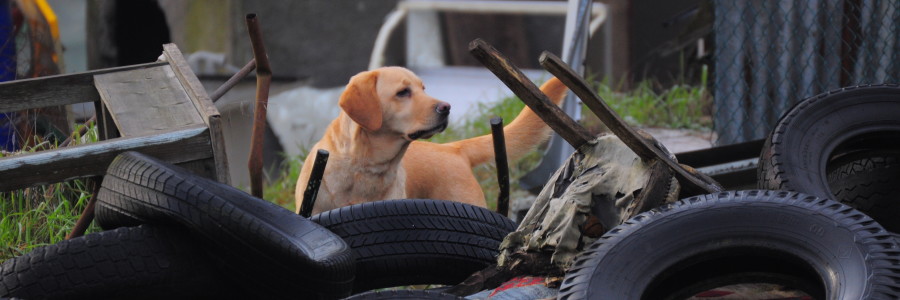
{"left": 0, "top": 126, "right": 212, "bottom": 192}
{"left": 162, "top": 43, "right": 231, "bottom": 184}
{"left": 0, "top": 62, "right": 168, "bottom": 113}
{"left": 94, "top": 100, "right": 119, "bottom": 141}
{"left": 207, "top": 115, "right": 231, "bottom": 184}
{"left": 162, "top": 44, "right": 220, "bottom": 123}
{"left": 94, "top": 65, "right": 205, "bottom": 137}
{"left": 468, "top": 39, "right": 593, "bottom": 149}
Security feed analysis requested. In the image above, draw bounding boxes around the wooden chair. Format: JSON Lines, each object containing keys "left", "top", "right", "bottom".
{"left": 0, "top": 43, "right": 229, "bottom": 192}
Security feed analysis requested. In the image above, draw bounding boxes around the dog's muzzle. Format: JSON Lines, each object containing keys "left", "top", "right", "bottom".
{"left": 407, "top": 120, "right": 448, "bottom": 140}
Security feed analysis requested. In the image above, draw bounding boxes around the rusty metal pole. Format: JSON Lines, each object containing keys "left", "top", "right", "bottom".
{"left": 246, "top": 13, "right": 271, "bottom": 198}
{"left": 490, "top": 117, "right": 510, "bottom": 217}
{"left": 65, "top": 176, "right": 101, "bottom": 239}
{"left": 210, "top": 59, "right": 256, "bottom": 103}
{"left": 299, "top": 149, "right": 329, "bottom": 218}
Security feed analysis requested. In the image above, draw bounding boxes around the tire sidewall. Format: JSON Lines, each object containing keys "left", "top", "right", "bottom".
{"left": 561, "top": 191, "right": 891, "bottom": 300}
{"left": 766, "top": 86, "right": 900, "bottom": 198}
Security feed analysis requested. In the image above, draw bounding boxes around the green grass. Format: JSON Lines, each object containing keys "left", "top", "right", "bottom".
{"left": 0, "top": 76, "right": 710, "bottom": 264}
{"left": 0, "top": 121, "right": 100, "bottom": 262}
{"left": 263, "top": 152, "right": 307, "bottom": 211}
{"left": 591, "top": 65, "right": 711, "bottom": 131}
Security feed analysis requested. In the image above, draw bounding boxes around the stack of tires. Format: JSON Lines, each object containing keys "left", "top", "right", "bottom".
{"left": 556, "top": 85, "right": 900, "bottom": 299}
{"left": 758, "top": 84, "right": 900, "bottom": 233}
{"left": 3, "top": 85, "right": 900, "bottom": 299}
{"left": 0, "top": 152, "right": 515, "bottom": 299}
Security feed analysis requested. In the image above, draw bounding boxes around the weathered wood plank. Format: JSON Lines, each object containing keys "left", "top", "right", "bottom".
{"left": 208, "top": 115, "right": 231, "bottom": 184}
{"left": 468, "top": 39, "right": 592, "bottom": 149}
{"left": 94, "top": 100, "right": 120, "bottom": 141}
{"left": 94, "top": 65, "right": 205, "bottom": 137}
{"left": 0, "top": 62, "right": 168, "bottom": 113}
{"left": 162, "top": 44, "right": 220, "bottom": 123}
{"left": 162, "top": 43, "right": 231, "bottom": 184}
{"left": 0, "top": 126, "right": 212, "bottom": 192}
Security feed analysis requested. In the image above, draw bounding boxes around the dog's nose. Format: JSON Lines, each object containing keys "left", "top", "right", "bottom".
{"left": 435, "top": 102, "right": 451, "bottom": 115}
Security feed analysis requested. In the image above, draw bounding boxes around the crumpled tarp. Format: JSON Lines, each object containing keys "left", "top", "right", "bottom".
{"left": 497, "top": 134, "right": 677, "bottom": 270}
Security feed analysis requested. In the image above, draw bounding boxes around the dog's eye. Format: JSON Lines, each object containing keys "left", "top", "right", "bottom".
{"left": 396, "top": 88, "right": 411, "bottom": 98}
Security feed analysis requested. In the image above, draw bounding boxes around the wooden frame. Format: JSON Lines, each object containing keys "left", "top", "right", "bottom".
{"left": 0, "top": 44, "right": 230, "bottom": 192}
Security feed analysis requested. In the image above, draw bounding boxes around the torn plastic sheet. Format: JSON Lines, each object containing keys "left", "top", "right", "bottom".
{"left": 498, "top": 134, "right": 678, "bottom": 270}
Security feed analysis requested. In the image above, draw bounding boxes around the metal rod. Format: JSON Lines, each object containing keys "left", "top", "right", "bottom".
{"left": 210, "top": 59, "right": 256, "bottom": 103}
{"left": 468, "top": 38, "right": 592, "bottom": 149}
{"left": 490, "top": 117, "right": 510, "bottom": 217}
{"left": 299, "top": 149, "right": 329, "bottom": 218}
{"left": 538, "top": 51, "right": 722, "bottom": 196}
{"left": 65, "top": 176, "right": 101, "bottom": 239}
{"left": 246, "top": 13, "right": 272, "bottom": 199}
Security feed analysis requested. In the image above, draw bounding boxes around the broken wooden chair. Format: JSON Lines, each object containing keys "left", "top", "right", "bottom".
{"left": 444, "top": 39, "right": 723, "bottom": 295}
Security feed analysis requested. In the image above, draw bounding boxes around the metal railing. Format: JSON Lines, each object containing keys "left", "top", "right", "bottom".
{"left": 368, "top": 0, "right": 609, "bottom": 70}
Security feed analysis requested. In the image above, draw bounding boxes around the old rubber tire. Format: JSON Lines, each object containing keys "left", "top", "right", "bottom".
{"left": 311, "top": 199, "right": 516, "bottom": 293}
{"left": 94, "top": 151, "right": 354, "bottom": 299}
{"left": 758, "top": 84, "right": 900, "bottom": 200}
{"left": 826, "top": 151, "right": 900, "bottom": 232}
{"left": 558, "top": 190, "right": 900, "bottom": 300}
{"left": 0, "top": 225, "right": 238, "bottom": 299}
{"left": 342, "top": 290, "right": 465, "bottom": 299}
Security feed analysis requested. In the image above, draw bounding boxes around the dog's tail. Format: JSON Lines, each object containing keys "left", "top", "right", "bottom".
{"left": 449, "top": 77, "right": 569, "bottom": 167}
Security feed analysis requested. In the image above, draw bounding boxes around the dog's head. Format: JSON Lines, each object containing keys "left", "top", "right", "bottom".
{"left": 339, "top": 67, "right": 450, "bottom": 141}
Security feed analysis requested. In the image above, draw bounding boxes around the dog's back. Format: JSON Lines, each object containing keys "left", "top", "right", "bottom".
{"left": 403, "top": 78, "right": 569, "bottom": 205}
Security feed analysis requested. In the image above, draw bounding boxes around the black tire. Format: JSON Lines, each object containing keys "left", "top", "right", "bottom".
{"left": 0, "top": 225, "right": 237, "bottom": 299}
{"left": 827, "top": 151, "right": 900, "bottom": 232}
{"left": 558, "top": 190, "right": 900, "bottom": 300}
{"left": 94, "top": 151, "right": 354, "bottom": 299}
{"left": 342, "top": 290, "right": 465, "bottom": 300}
{"left": 758, "top": 84, "right": 900, "bottom": 199}
{"left": 311, "top": 199, "right": 516, "bottom": 293}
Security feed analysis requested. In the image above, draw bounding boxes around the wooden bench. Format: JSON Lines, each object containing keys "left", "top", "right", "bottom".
{"left": 0, "top": 43, "right": 229, "bottom": 192}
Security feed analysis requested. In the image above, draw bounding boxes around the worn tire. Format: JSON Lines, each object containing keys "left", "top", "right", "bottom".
{"left": 0, "top": 225, "right": 236, "bottom": 299}
{"left": 558, "top": 190, "right": 900, "bottom": 300}
{"left": 311, "top": 199, "right": 516, "bottom": 293}
{"left": 342, "top": 290, "right": 465, "bottom": 300}
{"left": 758, "top": 84, "right": 900, "bottom": 200}
{"left": 827, "top": 151, "right": 900, "bottom": 232}
{"left": 94, "top": 151, "right": 354, "bottom": 299}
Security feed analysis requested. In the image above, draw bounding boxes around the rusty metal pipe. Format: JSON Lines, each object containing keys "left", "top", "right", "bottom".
{"left": 490, "top": 117, "right": 510, "bottom": 217}
{"left": 66, "top": 177, "right": 101, "bottom": 239}
{"left": 210, "top": 59, "right": 256, "bottom": 103}
{"left": 246, "top": 13, "right": 272, "bottom": 198}
{"left": 299, "top": 149, "right": 329, "bottom": 218}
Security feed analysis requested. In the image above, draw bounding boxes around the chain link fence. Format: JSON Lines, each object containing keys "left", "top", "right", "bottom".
{"left": 713, "top": 0, "right": 900, "bottom": 145}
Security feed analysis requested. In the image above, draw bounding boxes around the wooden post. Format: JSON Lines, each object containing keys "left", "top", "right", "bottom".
{"left": 468, "top": 39, "right": 592, "bottom": 150}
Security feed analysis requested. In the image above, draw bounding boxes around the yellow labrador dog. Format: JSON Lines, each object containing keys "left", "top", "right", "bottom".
{"left": 296, "top": 66, "right": 567, "bottom": 215}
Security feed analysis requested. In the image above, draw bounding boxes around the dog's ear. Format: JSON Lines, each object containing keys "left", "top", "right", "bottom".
{"left": 339, "top": 70, "right": 382, "bottom": 131}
